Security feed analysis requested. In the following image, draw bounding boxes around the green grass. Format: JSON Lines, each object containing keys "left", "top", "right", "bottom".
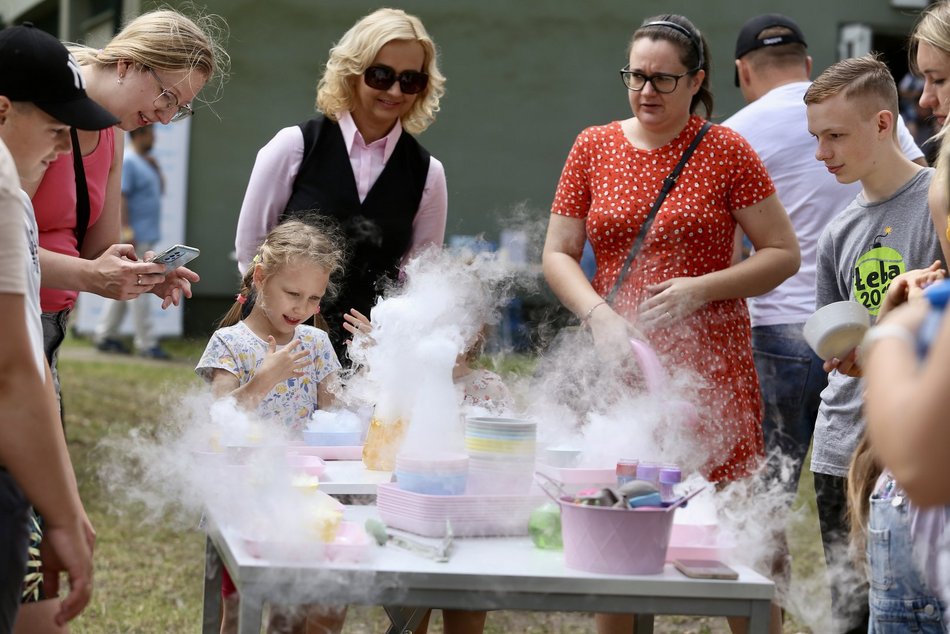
{"left": 60, "top": 337, "right": 827, "bottom": 633}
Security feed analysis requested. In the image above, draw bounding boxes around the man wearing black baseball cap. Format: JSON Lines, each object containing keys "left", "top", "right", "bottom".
{"left": 0, "top": 23, "right": 118, "bottom": 130}
{"left": 723, "top": 14, "right": 925, "bottom": 634}
{"left": 0, "top": 22, "right": 114, "bottom": 632}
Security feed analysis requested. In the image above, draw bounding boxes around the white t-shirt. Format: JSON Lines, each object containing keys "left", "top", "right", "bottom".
{"left": 722, "top": 81, "right": 924, "bottom": 327}
{"left": 0, "top": 140, "right": 43, "bottom": 379}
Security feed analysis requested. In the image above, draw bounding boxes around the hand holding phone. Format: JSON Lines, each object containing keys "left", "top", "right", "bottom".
{"left": 673, "top": 559, "right": 739, "bottom": 580}
{"left": 147, "top": 244, "right": 200, "bottom": 271}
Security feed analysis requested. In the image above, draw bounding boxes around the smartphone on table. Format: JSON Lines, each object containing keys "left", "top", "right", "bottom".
{"left": 673, "top": 559, "right": 739, "bottom": 580}
{"left": 147, "top": 244, "right": 200, "bottom": 270}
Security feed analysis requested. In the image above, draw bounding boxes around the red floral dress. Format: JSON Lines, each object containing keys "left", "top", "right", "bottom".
{"left": 551, "top": 115, "right": 775, "bottom": 482}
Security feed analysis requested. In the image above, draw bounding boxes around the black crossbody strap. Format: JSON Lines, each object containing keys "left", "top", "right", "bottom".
{"left": 605, "top": 121, "right": 712, "bottom": 305}
{"left": 71, "top": 127, "right": 90, "bottom": 253}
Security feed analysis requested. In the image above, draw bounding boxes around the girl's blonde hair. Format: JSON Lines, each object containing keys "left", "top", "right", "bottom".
{"left": 219, "top": 218, "right": 345, "bottom": 329}
{"left": 69, "top": 9, "right": 230, "bottom": 104}
{"left": 315, "top": 8, "right": 445, "bottom": 135}
{"left": 846, "top": 433, "right": 883, "bottom": 570}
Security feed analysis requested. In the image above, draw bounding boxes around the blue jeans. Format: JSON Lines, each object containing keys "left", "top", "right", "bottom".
{"left": 868, "top": 490, "right": 947, "bottom": 633}
{"left": 751, "top": 323, "right": 826, "bottom": 490}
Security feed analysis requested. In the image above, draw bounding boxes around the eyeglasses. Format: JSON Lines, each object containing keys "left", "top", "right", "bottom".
{"left": 363, "top": 65, "right": 429, "bottom": 95}
{"left": 146, "top": 67, "right": 194, "bottom": 122}
{"left": 619, "top": 66, "right": 696, "bottom": 94}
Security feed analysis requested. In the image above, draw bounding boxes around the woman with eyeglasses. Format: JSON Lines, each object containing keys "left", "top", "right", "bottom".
{"left": 234, "top": 7, "right": 447, "bottom": 364}
{"left": 13, "top": 10, "right": 227, "bottom": 634}
{"left": 543, "top": 16, "right": 798, "bottom": 633}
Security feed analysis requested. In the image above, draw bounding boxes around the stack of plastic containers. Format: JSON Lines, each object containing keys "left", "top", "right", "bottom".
{"left": 394, "top": 452, "right": 469, "bottom": 495}
{"left": 464, "top": 416, "right": 537, "bottom": 494}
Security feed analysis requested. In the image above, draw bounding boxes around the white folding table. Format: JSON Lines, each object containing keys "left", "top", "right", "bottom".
{"left": 201, "top": 505, "right": 773, "bottom": 634}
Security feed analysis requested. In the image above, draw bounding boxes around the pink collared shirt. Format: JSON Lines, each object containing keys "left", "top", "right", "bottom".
{"left": 235, "top": 112, "right": 447, "bottom": 274}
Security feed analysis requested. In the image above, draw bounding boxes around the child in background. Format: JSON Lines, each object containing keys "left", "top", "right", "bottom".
{"left": 848, "top": 434, "right": 948, "bottom": 633}
{"left": 196, "top": 219, "right": 345, "bottom": 634}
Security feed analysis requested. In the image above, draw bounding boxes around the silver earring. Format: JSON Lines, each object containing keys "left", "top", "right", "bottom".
{"left": 117, "top": 76, "right": 124, "bottom": 85}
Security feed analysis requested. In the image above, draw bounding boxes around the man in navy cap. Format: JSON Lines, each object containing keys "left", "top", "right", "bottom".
{"left": 724, "top": 14, "right": 925, "bottom": 634}
{"left": 0, "top": 22, "right": 117, "bottom": 631}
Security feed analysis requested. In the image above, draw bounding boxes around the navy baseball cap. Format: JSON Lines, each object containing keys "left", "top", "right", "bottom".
{"left": 0, "top": 23, "right": 118, "bottom": 130}
{"left": 734, "top": 14, "right": 807, "bottom": 87}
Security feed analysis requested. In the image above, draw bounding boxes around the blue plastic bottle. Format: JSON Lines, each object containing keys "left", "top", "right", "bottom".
{"left": 918, "top": 279, "right": 950, "bottom": 356}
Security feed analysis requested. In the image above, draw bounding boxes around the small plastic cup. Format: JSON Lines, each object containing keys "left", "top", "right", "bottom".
{"left": 635, "top": 461, "right": 660, "bottom": 488}
{"left": 658, "top": 465, "right": 682, "bottom": 503}
{"left": 616, "top": 458, "right": 639, "bottom": 486}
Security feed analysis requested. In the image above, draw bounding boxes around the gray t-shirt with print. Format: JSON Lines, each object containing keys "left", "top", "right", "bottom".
{"left": 811, "top": 168, "right": 943, "bottom": 477}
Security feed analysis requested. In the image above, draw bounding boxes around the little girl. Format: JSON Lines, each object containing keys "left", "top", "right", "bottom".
{"left": 196, "top": 219, "right": 345, "bottom": 634}
{"left": 848, "top": 434, "right": 948, "bottom": 633}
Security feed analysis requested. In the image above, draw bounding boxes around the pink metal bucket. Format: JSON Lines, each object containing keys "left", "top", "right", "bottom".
{"left": 536, "top": 472, "right": 701, "bottom": 575}
{"left": 559, "top": 499, "right": 676, "bottom": 574}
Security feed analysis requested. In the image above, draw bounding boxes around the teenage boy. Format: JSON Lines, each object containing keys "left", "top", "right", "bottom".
{"left": 0, "top": 23, "right": 117, "bottom": 630}
{"left": 725, "top": 18, "right": 925, "bottom": 633}
{"left": 805, "top": 54, "right": 944, "bottom": 634}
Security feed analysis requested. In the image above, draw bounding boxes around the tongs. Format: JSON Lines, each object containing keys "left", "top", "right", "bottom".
{"left": 365, "top": 518, "right": 454, "bottom": 563}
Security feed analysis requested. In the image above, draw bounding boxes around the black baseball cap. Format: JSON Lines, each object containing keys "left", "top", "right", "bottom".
{"left": 734, "top": 14, "right": 807, "bottom": 86}
{"left": 0, "top": 23, "right": 118, "bottom": 130}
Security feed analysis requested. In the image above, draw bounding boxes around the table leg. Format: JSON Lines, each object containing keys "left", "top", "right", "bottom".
{"left": 748, "top": 599, "right": 771, "bottom": 632}
{"left": 202, "top": 536, "right": 222, "bottom": 634}
{"left": 633, "top": 613, "right": 655, "bottom": 634}
{"left": 383, "top": 606, "right": 428, "bottom": 634}
{"left": 238, "top": 594, "right": 264, "bottom": 634}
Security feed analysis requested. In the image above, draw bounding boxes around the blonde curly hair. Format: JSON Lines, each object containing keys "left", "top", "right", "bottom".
{"left": 315, "top": 8, "right": 445, "bottom": 135}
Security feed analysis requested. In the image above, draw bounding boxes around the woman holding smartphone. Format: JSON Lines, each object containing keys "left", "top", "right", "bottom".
{"left": 16, "top": 11, "right": 227, "bottom": 634}
{"left": 233, "top": 7, "right": 448, "bottom": 364}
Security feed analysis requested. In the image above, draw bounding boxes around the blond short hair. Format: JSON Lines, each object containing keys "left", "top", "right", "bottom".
{"left": 315, "top": 8, "right": 445, "bottom": 135}
{"left": 804, "top": 54, "right": 898, "bottom": 120}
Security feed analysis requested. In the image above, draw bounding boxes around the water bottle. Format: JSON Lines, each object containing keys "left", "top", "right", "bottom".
{"left": 917, "top": 279, "right": 950, "bottom": 357}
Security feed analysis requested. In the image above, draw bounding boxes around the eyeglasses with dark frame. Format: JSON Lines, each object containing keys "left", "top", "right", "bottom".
{"left": 146, "top": 67, "right": 194, "bottom": 122}
{"left": 363, "top": 65, "right": 429, "bottom": 95}
{"left": 619, "top": 66, "right": 698, "bottom": 94}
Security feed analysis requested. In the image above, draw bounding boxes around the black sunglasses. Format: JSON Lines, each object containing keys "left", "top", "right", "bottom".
{"left": 363, "top": 65, "right": 429, "bottom": 95}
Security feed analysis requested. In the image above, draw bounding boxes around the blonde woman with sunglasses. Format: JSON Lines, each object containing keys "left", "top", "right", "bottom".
{"left": 234, "top": 8, "right": 448, "bottom": 364}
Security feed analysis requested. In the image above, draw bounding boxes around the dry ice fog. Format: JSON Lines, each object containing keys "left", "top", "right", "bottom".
{"left": 102, "top": 243, "right": 873, "bottom": 629}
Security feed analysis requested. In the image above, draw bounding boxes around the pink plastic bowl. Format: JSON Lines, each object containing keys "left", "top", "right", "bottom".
{"left": 559, "top": 497, "right": 676, "bottom": 575}
{"left": 286, "top": 453, "right": 327, "bottom": 477}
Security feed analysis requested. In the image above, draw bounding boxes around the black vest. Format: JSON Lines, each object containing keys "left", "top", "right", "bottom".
{"left": 280, "top": 115, "right": 430, "bottom": 357}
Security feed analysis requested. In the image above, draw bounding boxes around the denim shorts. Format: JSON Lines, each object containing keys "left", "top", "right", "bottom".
{"left": 868, "top": 493, "right": 947, "bottom": 633}
{"left": 751, "top": 323, "right": 826, "bottom": 490}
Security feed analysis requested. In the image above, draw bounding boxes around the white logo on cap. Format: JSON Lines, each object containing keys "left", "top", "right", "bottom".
{"left": 66, "top": 54, "right": 86, "bottom": 90}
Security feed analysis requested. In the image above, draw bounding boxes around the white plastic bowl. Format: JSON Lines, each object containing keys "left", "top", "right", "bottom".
{"left": 804, "top": 301, "right": 871, "bottom": 361}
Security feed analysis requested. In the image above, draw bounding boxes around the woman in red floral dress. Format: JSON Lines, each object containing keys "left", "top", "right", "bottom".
{"left": 543, "top": 14, "right": 800, "bottom": 486}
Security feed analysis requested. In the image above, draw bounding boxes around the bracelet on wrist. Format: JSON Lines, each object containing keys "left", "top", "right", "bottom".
{"left": 581, "top": 300, "right": 608, "bottom": 323}
{"left": 860, "top": 323, "right": 916, "bottom": 359}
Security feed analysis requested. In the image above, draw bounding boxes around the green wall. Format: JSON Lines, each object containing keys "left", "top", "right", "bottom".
{"left": 168, "top": 0, "right": 924, "bottom": 334}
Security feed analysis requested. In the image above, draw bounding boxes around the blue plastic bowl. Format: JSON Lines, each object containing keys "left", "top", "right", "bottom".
{"left": 302, "top": 429, "right": 361, "bottom": 447}
{"left": 395, "top": 470, "right": 468, "bottom": 496}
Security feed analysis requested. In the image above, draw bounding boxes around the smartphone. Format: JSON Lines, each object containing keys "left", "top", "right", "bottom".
{"left": 673, "top": 558, "right": 739, "bottom": 580}
{"left": 147, "top": 244, "right": 200, "bottom": 270}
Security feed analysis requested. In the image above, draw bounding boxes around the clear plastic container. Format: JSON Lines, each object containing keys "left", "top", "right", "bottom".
{"left": 658, "top": 465, "right": 682, "bottom": 503}
{"left": 635, "top": 461, "right": 660, "bottom": 488}
{"left": 615, "top": 458, "right": 639, "bottom": 486}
